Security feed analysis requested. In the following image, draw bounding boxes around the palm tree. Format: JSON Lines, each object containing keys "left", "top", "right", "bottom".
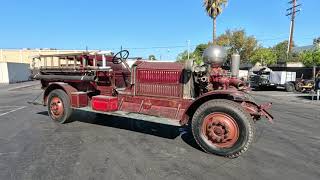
{"left": 203, "top": 0, "right": 228, "bottom": 45}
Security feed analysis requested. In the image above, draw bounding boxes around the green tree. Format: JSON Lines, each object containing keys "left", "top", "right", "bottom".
{"left": 148, "top": 55, "right": 156, "bottom": 60}
{"left": 176, "top": 48, "right": 203, "bottom": 65}
{"left": 216, "top": 29, "right": 258, "bottom": 62}
{"left": 314, "top": 50, "right": 320, "bottom": 65}
{"left": 299, "top": 49, "right": 320, "bottom": 67}
{"left": 176, "top": 50, "right": 190, "bottom": 63}
{"left": 193, "top": 43, "right": 209, "bottom": 61}
{"left": 193, "top": 44, "right": 209, "bottom": 56}
{"left": 313, "top": 37, "right": 320, "bottom": 46}
{"left": 250, "top": 48, "right": 277, "bottom": 65}
{"left": 272, "top": 40, "right": 296, "bottom": 62}
{"left": 203, "top": 0, "right": 228, "bottom": 45}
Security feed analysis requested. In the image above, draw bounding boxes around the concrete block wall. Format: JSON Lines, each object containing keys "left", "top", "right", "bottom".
{"left": 0, "top": 62, "right": 31, "bottom": 84}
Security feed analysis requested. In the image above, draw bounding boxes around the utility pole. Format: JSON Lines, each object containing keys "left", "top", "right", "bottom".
{"left": 187, "top": 40, "right": 190, "bottom": 60}
{"left": 286, "top": 0, "right": 301, "bottom": 55}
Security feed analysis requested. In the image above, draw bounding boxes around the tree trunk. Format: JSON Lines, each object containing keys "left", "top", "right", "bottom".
{"left": 213, "top": 17, "right": 217, "bottom": 45}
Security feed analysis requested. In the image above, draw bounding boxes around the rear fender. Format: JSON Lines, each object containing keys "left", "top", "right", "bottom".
{"left": 43, "top": 82, "right": 77, "bottom": 106}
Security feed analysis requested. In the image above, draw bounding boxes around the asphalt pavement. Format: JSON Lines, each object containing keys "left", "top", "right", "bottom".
{"left": 0, "top": 81, "right": 319, "bottom": 180}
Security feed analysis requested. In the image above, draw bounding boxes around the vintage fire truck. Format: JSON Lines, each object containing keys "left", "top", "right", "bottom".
{"left": 32, "top": 46, "right": 273, "bottom": 158}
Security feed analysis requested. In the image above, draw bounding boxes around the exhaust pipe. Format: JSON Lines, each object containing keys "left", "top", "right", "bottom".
{"left": 231, "top": 53, "right": 240, "bottom": 78}
{"left": 230, "top": 54, "right": 246, "bottom": 90}
{"left": 102, "top": 54, "right": 107, "bottom": 68}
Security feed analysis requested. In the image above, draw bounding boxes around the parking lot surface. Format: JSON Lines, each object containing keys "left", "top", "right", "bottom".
{"left": 0, "top": 82, "right": 319, "bottom": 180}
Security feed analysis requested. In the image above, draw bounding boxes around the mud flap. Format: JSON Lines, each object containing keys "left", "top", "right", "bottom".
{"left": 258, "top": 103, "right": 274, "bottom": 123}
{"left": 241, "top": 101, "right": 274, "bottom": 123}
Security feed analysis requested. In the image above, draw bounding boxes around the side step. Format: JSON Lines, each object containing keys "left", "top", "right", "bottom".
{"left": 73, "top": 106, "right": 182, "bottom": 127}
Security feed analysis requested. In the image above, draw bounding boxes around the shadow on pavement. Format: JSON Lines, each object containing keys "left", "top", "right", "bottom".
{"left": 36, "top": 110, "right": 203, "bottom": 152}
{"left": 251, "top": 87, "right": 286, "bottom": 91}
{"left": 296, "top": 95, "right": 319, "bottom": 101}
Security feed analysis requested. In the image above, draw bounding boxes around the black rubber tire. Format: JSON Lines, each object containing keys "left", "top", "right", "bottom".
{"left": 285, "top": 82, "right": 295, "bottom": 92}
{"left": 191, "top": 99, "right": 254, "bottom": 158}
{"left": 47, "top": 89, "right": 73, "bottom": 124}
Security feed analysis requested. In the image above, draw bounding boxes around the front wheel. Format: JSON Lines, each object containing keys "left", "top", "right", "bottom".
{"left": 47, "top": 89, "right": 73, "bottom": 124}
{"left": 191, "top": 99, "right": 254, "bottom": 158}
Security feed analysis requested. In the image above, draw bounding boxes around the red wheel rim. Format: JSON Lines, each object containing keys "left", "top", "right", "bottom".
{"left": 201, "top": 113, "right": 239, "bottom": 148}
{"left": 49, "top": 97, "right": 64, "bottom": 120}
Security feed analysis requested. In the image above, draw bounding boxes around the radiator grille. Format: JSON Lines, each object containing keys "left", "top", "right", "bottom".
{"left": 136, "top": 68, "right": 183, "bottom": 98}
{"left": 137, "top": 70, "right": 181, "bottom": 84}
{"left": 137, "top": 83, "right": 181, "bottom": 97}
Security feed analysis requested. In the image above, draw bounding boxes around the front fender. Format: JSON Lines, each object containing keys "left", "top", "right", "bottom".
{"left": 181, "top": 90, "right": 273, "bottom": 125}
{"left": 181, "top": 90, "right": 248, "bottom": 125}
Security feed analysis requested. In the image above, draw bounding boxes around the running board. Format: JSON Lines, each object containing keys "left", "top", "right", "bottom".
{"left": 73, "top": 106, "right": 182, "bottom": 127}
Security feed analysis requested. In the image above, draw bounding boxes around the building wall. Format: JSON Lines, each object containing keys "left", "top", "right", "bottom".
{"left": 286, "top": 62, "right": 305, "bottom": 67}
{"left": 0, "top": 49, "right": 86, "bottom": 68}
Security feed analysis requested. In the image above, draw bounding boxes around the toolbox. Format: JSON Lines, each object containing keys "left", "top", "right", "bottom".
{"left": 71, "top": 92, "right": 88, "bottom": 108}
{"left": 92, "top": 95, "right": 118, "bottom": 112}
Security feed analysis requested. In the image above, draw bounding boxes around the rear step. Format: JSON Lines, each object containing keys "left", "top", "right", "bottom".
{"left": 73, "top": 106, "right": 181, "bottom": 127}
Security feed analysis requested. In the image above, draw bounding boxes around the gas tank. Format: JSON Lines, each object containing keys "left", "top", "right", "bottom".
{"left": 202, "top": 46, "right": 227, "bottom": 67}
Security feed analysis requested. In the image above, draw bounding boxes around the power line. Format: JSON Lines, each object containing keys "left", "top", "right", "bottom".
{"left": 123, "top": 45, "right": 186, "bottom": 50}
{"left": 2, "top": 36, "right": 318, "bottom": 52}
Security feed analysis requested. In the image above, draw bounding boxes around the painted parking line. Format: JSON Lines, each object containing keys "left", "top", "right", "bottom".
{"left": 0, "top": 106, "right": 26, "bottom": 117}
{"left": 269, "top": 94, "right": 313, "bottom": 97}
{"left": 0, "top": 106, "right": 25, "bottom": 112}
{"left": 0, "top": 152, "right": 18, "bottom": 156}
{"left": 0, "top": 106, "right": 24, "bottom": 108}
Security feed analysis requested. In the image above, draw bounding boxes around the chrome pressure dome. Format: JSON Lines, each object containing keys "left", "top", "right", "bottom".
{"left": 202, "top": 46, "right": 227, "bottom": 67}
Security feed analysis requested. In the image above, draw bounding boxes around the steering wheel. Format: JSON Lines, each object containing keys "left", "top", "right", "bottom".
{"left": 112, "top": 50, "right": 129, "bottom": 64}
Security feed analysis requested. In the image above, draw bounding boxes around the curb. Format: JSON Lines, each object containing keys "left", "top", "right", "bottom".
{"left": 7, "top": 82, "right": 40, "bottom": 91}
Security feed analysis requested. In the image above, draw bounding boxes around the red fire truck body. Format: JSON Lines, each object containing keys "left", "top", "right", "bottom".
{"left": 33, "top": 47, "right": 273, "bottom": 158}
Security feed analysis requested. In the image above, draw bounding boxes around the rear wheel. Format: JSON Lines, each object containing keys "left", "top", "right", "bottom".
{"left": 47, "top": 89, "right": 73, "bottom": 124}
{"left": 285, "top": 82, "right": 295, "bottom": 92}
{"left": 295, "top": 82, "right": 303, "bottom": 92}
{"left": 191, "top": 99, "right": 254, "bottom": 158}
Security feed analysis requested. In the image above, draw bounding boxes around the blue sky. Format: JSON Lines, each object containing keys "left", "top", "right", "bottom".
{"left": 0, "top": 0, "right": 319, "bottom": 60}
